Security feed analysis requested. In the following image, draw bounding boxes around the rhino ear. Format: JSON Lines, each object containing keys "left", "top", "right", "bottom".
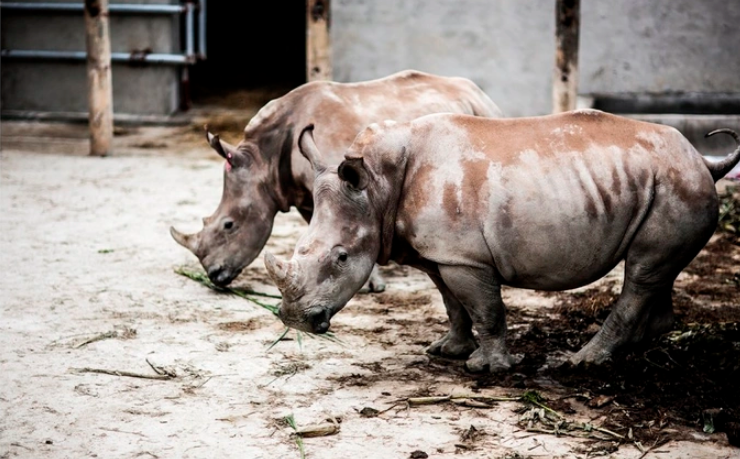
{"left": 204, "top": 125, "right": 247, "bottom": 168}
{"left": 297, "top": 124, "right": 327, "bottom": 174}
{"left": 338, "top": 154, "right": 370, "bottom": 190}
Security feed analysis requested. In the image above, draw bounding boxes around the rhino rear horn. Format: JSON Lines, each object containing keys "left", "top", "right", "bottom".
{"left": 204, "top": 125, "right": 237, "bottom": 164}
{"left": 297, "top": 124, "right": 327, "bottom": 174}
{"left": 264, "top": 251, "right": 291, "bottom": 290}
{"left": 170, "top": 226, "right": 198, "bottom": 253}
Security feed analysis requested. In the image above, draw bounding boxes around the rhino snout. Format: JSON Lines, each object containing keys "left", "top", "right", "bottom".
{"left": 207, "top": 265, "right": 239, "bottom": 287}
{"left": 278, "top": 306, "right": 332, "bottom": 334}
{"left": 306, "top": 308, "right": 331, "bottom": 334}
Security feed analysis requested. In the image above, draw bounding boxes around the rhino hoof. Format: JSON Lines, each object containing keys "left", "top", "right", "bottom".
{"left": 368, "top": 279, "right": 386, "bottom": 293}
{"left": 464, "top": 348, "right": 518, "bottom": 374}
{"left": 569, "top": 347, "right": 612, "bottom": 367}
{"left": 426, "top": 334, "right": 477, "bottom": 359}
{"left": 359, "top": 278, "right": 386, "bottom": 294}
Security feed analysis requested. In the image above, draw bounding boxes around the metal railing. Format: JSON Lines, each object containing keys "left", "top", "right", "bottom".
{"left": 0, "top": 1, "right": 206, "bottom": 65}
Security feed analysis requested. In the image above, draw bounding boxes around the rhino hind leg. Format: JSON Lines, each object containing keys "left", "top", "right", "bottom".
{"left": 570, "top": 283, "right": 674, "bottom": 366}
{"left": 425, "top": 273, "right": 477, "bottom": 359}
{"left": 571, "top": 199, "right": 716, "bottom": 366}
{"left": 436, "top": 265, "right": 519, "bottom": 373}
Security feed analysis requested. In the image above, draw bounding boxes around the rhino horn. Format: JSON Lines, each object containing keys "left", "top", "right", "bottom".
{"left": 297, "top": 124, "right": 327, "bottom": 173}
{"left": 204, "top": 125, "right": 236, "bottom": 162}
{"left": 170, "top": 226, "right": 198, "bottom": 253}
{"left": 264, "top": 251, "right": 291, "bottom": 290}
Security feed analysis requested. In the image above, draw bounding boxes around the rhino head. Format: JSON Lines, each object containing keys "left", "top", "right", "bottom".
{"left": 264, "top": 123, "right": 407, "bottom": 333}
{"left": 170, "top": 127, "right": 283, "bottom": 286}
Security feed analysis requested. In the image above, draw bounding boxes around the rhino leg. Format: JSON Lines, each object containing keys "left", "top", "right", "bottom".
{"left": 437, "top": 265, "right": 518, "bottom": 373}
{"left": 425, "top": 273, "right": 477, "bottom": 359}
{"left": 360, "top": 264, "right": 387, "bottom": 293}
{"left": 570, "top": 282, "right": 674, "bottom": 366}
{"left": 571, "top": 200, "right": 715, "bottom": 366}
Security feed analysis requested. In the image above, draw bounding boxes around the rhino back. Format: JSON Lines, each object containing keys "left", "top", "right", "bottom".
{"left": 242, "top": 70, "right": 502, "bottom": 203}
{"left": 395, "top": 110, "right": 716, "bottom": 289}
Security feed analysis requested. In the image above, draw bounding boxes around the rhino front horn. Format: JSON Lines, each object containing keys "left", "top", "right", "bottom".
{"left": 170, "top": 226, "right": 198, "bottom": 253}
{"left": 264, "top": 251, "right": 290, "bottom": 289}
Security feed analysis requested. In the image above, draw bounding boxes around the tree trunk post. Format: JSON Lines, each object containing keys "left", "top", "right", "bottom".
{"left": 307, "top": 0, "right": 332, "bottom": 81}
{"left": 84, "top": 0, "right": 114, "bottom": 156}
{"left": 553, "top": 0, "right": 580, "bottom": 113}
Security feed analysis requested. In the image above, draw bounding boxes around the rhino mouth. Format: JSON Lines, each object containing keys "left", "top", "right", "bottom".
{"left": 207, "top": 265, "right": 242, "bottom": 287}
{"left": 278, "top": 306, "right": 332, "bottom": 334}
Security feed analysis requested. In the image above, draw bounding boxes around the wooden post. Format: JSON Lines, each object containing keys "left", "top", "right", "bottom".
{"left": 552, "top": 0, "right": 580, "bottom": 113}
{"left": 84, "top": 0, "right": 114, "bottom": 156}
{"left": 306, "top": 0, "right": 332, "bottom": 81}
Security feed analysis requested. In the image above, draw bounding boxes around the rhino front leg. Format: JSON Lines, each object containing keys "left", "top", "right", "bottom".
{"left": 425, "top": 273, "right": 477, "bottom": 359}
{"left": 437, "top": 265, "right": 517, "bottom": 373}
{"left": 360, "top": 264, "right": 387, "bottom": 293}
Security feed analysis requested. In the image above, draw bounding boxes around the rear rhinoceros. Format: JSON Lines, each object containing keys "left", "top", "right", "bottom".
{"left": 169, "top": 69, "right": 503, "bottom": 289}
{"left": 264, "top": 110, "right": 740, "bottom": 372}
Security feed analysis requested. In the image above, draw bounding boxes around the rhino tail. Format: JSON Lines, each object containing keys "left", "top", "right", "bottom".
{"left": 703, "top": 128, "right": 740, "bottom": 182}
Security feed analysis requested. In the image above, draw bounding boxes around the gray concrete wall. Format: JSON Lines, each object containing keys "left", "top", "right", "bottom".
{"left": 1, "top": 0, "right": 181, "bottom": 116}
{"left": 2, "top": 0, "right": 738, "bottom": 120}
{"left": 332, "top": 0, "right": 740, "bottom": 117}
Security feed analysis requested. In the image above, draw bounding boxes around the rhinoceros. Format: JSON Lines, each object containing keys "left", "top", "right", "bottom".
{"left": 264, "top": 109, "right": 740, "bottom": 372}
{"left": 169, "top": 70, "right": 503, "bottom": 289}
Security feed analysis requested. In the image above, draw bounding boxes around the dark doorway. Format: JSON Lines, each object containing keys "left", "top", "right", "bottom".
{"left": 188, "top": 2, "right": 306, "bottom": 110}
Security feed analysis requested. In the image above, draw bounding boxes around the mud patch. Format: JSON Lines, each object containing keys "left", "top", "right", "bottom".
{"left": 217, "top": 319, "right": 264, "bottom": 332}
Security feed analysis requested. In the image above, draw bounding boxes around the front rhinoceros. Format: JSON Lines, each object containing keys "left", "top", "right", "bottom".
{"left": 169, "top": 70, "right": 503, "bottom": 289}
{"left": 265, "top": 110, "right": 740, "bottom": 373}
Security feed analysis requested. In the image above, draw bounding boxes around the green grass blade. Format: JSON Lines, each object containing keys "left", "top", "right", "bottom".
{"left": 175, "top": 266, "right": 280, "bottom": 315}
{"left": 176, "top": 266, "right": 343, "bottom": 346}
{"left": 284, "top": 414, "right": 306, "bottom": 459}
{"left": 266, "top": 327, "right": 291, "bottom": 352}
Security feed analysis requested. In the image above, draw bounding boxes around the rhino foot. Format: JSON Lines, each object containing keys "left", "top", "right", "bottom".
{"left": 464, "top": 347, "right": 521, "bottom": 373}
{"left": 360, "top": 265, "right": 387, "bottom": 293}
{"left": 426, "top": 332, "right": 477, "bottom": 359}
{"left": 569, "top": 343, "right": 613, "bottom": 367}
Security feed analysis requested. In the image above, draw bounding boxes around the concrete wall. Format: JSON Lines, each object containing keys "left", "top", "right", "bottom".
{"left": 332, "top": 0, "right": 740, "bottom": 117}
{"left": 1, "top": 0, "right": 181, "bottom": 116}
{"left": 2, "top": 0, "right": 738, "bottom": 120}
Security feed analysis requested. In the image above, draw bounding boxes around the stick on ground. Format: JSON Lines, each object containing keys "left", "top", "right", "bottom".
{"left": 70, "top": 367, "right": 174, "bottom": 381}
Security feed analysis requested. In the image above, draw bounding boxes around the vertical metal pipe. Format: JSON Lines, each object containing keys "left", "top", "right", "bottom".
{"left": 185, "top": 3, "right": 195, "bottom": 59}
{"left": 198, "top": 0, "right": 207, "bottom": 59}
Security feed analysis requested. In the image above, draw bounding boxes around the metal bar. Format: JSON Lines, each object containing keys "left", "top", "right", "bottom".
{"left": 1, "top": 49, "right": 192, "bottom": 64}
{"left": 185, "top": 2, "right": 194, "bottom": 58}
{"left": 1, "top": 2, "right": 186, "bottom": 14}
{"left": 197, "top": 0, "right": 206, "bottom": 59}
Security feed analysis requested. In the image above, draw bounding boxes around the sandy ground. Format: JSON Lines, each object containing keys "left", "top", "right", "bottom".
{"left": 1, "top": 120, "right": 737, "bottom": 459}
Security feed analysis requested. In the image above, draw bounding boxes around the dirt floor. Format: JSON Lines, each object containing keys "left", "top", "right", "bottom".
{"left": 1, "top": 115, "right": 739, "bottom": 459}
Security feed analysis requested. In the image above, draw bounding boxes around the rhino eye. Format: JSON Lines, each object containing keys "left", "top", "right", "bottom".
{"left": 337, "top": 251, "right": 348, "bottom": 262}
{"left": 223, "top": 221, "right": 234, "bottom": 230}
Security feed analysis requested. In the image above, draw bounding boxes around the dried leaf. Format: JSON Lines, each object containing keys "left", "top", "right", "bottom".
{"left": 587, "top": 395, "right": 615, "bottom": 409}
{"left": 297, "top": 422, "right": 340, "bottom": 438}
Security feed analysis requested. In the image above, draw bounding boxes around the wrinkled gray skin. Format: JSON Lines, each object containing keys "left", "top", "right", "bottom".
{"left": 169, "top": 69, "right": 503, "bottom": 288}
{"left": 265, "top": 110, "right": 740, "bottom": 373}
